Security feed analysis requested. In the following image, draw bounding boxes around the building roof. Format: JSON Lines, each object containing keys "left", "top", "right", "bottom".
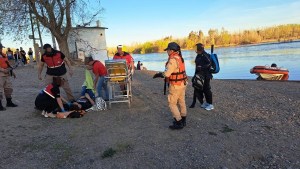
{"left": 72, "top": 26, "right": 108, "bottom": 30}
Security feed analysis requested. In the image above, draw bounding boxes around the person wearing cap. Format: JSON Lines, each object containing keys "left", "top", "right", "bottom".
{"left": 153, "top": 42, "right": 188, "bottom": 130}
{"left": 113, "top": 45, "right": 134, "bottom": 71}
{"left": 113, "top": 45, "right": 134, "bottom": 94}
{"left": 190, "top": 43, "right": 214, "bottom": 110}
{"left": 38, "top": 43, "right": 75, "bottom": 101}
{"left": 0, "top": 43, "right": 18, "bottom": 111}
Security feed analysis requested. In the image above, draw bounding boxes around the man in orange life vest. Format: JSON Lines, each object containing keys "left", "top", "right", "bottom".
{"left": 153, "top": 42, "right": 188, "bottom": 130}
{"left": 38, "top": 44, "right": 75, "bottom": 101}
{"left": 0, "top": 43, "right": 18, "bottom": 111}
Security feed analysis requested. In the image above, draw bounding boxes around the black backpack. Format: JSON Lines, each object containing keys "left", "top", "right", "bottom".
{"left": 192, "top": 74, "right": 204, "bottom": 90}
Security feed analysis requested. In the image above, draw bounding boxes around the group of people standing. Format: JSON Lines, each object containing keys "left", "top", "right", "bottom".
{"left": 5, "top": 47, "right": 33, "bottom": 66}
{"left": 153, "top": 42, "right": 214, "bottom": 130}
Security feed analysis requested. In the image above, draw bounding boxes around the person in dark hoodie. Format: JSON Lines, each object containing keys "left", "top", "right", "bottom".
{"left": 190, "top": 43, "right": 214, "bottom": 111}
{"left": 37, "top": 44, "right": 75, "bottom": 101}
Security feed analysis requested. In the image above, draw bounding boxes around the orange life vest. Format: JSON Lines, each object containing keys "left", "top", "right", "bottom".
{"left": 167, "top": 54, "right": 187, "bottom": 86}
{"left": 43, "top": 84, "right": 55, "bottom": 98}
{"left": 42, "top": 52, "right": 64, "bottom": 68}
{"left": 0, "top": 53, "right": 8, "bottom": 69}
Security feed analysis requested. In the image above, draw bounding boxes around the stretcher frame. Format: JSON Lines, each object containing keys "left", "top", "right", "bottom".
{"left": 105, "top": 60, "right": 132, "bottom": 108}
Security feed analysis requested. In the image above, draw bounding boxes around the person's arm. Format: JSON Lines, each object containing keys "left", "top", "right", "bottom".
{"left": 62, "top": 52, "right": 73, "bottom": 76}
{"left": 94, "top": 74, "right": 99, "bottom": 90}
{"left": 0, "top": 67, "right": 9, "bottom": 74}
{"left": 56, "top": 97, "right": 65, "bottom": 112}
{"left": 85, "top": 93, "right": 95, "bottom": 105}
{"left": 38, "top": 61, "right": 45, "bottom": 80}
{"left": 163, "top": 59, "right": 177, "bottom": 77}
{"left": 197, "top": 53, "right": 211, "bottom": 71}
{"left": 153, "top": 59, "right": 177, "bottom": 79}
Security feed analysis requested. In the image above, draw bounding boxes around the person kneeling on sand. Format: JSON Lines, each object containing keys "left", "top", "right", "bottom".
{"left": 35, "top": 77, "right": 82, "bottom": 118}
{"left": 77, "top": 67, "right": 97, "bottom": 110}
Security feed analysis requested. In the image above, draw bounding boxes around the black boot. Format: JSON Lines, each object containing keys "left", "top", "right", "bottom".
{"left": 169, "top": 118, "right": 184, "bottom": 130}
{"left": 6, "top": 98, "right": 18, "bottom": 107}
{"left": 181, "top": 116, "right": 186, "bottom": 126}
{"left": 189, "top": 103, "right": 195, "bottom": 108}
{"left": 0, "top": 101, "right": 6, "bottom": 111}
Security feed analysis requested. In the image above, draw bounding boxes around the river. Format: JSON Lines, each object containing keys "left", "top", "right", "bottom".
{"left": 132, "top": 41, "right": 300, "bottom": 80}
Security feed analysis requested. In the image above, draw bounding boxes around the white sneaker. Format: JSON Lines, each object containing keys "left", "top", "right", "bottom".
{"left": 41, "top": 110, "right": 46, "bottom": 116}
{"left": 205, "top": 104, "right": 214, "bottom": 111}
{"left": 201, "top": 102, "right": 210, "bottom": 108}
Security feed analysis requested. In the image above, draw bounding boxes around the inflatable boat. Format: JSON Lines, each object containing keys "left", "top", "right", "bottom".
{"left": 250, "top": 66, "right": 289, "bottom": 80}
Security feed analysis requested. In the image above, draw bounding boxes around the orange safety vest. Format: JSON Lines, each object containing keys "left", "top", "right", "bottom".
{"left": 167, "top": 55, "right": 187, "bottom": 86}
{"left": 0, "top": 53, "right": 8, "bottom": 69}
{"left": 42, "top": 52, "right": 64, "bottom": 68}
{"left": 43, "top": 84, "right": 55, "bottom": 98}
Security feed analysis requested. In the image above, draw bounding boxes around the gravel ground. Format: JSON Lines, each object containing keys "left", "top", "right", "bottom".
{"left": 0, "top": 65, "right": 299, "bottom": 169}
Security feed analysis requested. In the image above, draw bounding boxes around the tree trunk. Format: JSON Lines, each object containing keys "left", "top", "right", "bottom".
{"left": 56, "top": 37, "right": 71, "bottom": 59}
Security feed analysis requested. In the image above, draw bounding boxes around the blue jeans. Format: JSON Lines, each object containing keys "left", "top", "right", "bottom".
{"left": 97, "top": 76, "right": 109, "bottom": 100}
{"left": 81, "top": 86, "right": 95, "bottom": 100}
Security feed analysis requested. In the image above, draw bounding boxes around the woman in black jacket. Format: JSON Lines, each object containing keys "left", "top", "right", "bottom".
{"left": 190, "top": 43, "right": 214, "bottom": 110}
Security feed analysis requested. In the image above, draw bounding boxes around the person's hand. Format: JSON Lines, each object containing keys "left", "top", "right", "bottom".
{"left": 69, "top": 69, "right": 74, "bottom": 77}
{"left": 38, "top": 74, "right": 42, "bottom": 80}
{"left": 2, "top": 69, "right": 9, "bottom": 74}
{"left": 153, "top": 72, "right": 165, "bottom": 79}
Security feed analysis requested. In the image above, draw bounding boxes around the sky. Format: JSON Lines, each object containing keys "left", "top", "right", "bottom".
{"left": 100, "top": 0, "right": 300, "bottom": 47}
{"left": 1, "top": 0, "right": 300, "bottom": 49}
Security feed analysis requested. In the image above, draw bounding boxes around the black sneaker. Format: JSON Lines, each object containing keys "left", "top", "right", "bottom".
{"left": 7, "top": 102, "right": 18, "bottom": 107}
{"left": 0, "top": 106, "right": 6, "bottom": 111}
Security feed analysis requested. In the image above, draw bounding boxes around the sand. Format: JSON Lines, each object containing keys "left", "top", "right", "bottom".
{"left": 0, "top": 65, "right": 299, "bottom": 169}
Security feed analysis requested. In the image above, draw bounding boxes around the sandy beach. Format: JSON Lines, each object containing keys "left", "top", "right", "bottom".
{"left": 0, "top": 65, "right": 299, "bottom": 169}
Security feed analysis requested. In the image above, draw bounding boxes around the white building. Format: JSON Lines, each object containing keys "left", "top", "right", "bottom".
{"left": 68, "top": 24, "right": 108, "bottom": 63}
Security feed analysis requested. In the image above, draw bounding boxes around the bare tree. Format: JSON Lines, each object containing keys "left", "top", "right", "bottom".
{"left": 0, "top": 0, "right": 104, "bottom": 59}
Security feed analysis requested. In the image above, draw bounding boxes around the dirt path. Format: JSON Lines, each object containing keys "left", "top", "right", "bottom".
{"left": 0, "top": 66, "right": 299, "bottom": 169}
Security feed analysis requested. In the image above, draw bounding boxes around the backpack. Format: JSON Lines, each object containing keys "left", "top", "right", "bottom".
{"left": 192, "top": 74, "right": 204, "bottom": 90}
{"left": 209, "top": 45, "right": 220, "bottom": 74}
{"left": 86, "top": 97, "right": 107, "bottom": 111}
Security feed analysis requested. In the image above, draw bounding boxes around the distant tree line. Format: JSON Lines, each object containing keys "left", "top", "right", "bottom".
{"left": 109, "top": 24, "right": 300, "bottom": 55}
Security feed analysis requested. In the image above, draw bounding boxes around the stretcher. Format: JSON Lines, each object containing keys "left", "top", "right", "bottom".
{"left": 105, "top": 59, "right": 132, "bottom": 108}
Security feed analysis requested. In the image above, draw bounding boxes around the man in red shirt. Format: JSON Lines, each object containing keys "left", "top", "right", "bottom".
{"left": 113, "top": 45, "right": 134, "bottom": 71}
{"left": 87, "top": 57, "right": 109, "bottom": 101}
{"left": 113, "top": 45, "right": 134, "bottom": 95}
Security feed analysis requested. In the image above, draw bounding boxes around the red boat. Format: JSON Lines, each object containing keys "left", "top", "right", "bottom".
{"left": 250, "top": 66, "right": 289, "bottom": 80}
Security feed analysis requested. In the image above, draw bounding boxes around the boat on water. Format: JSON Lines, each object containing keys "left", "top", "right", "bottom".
{"left": 250, "top": 65, "right": 289, "bottom": 80}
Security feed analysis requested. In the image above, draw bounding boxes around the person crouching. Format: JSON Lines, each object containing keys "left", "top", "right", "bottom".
{"left": 35, "top": 77, "right": 70, "bottom": 117}
{"left": 153, "top": 42, "right": 188, "bottom": 130}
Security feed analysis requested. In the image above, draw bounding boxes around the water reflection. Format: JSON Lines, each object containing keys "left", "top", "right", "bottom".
{"left": 133, "top": 41, "right": 300, "bottom": 80}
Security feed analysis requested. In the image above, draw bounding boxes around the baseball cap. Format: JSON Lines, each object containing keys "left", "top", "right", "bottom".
{"left": 164, "top": 42, "right": 180, "bottom": 51}
{"left": 0, "top": 43, "right": 5, "bottom": 48}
